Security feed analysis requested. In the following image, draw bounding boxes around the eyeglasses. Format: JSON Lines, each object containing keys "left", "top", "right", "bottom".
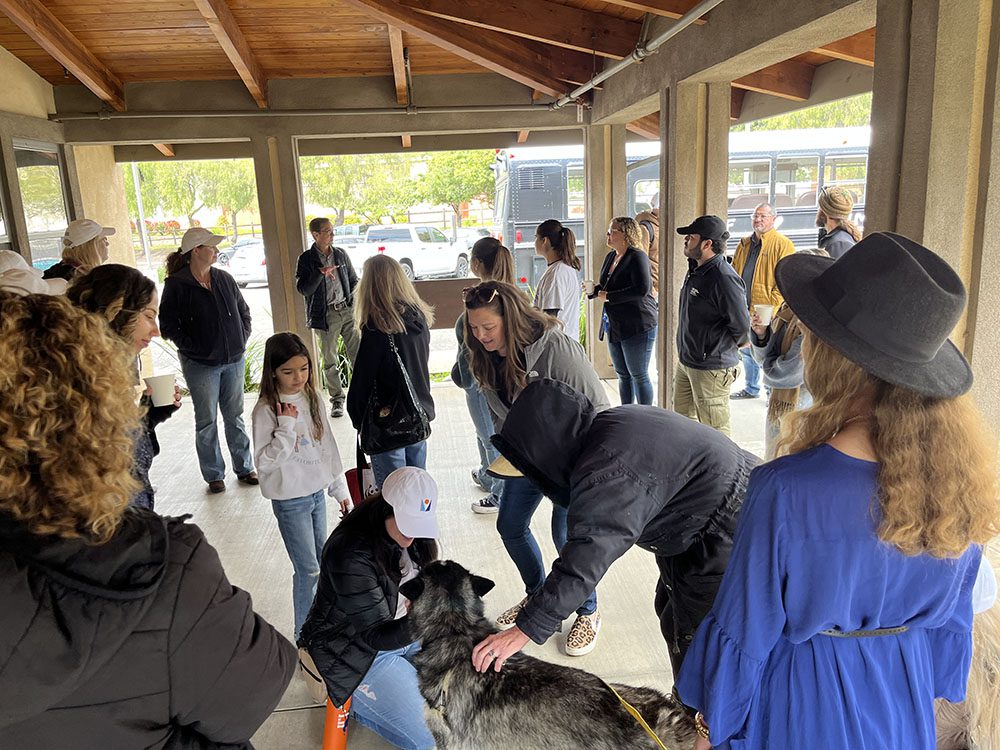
{"left": 607, "top": 227, "right": 620, "bottom": 236}
{"left": 462, "top": 285, "right": 499, "bottom": 305}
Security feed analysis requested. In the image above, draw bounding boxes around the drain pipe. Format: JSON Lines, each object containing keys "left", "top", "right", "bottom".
{"left": 551, "top": 0, "right": 727, "bottom": 110}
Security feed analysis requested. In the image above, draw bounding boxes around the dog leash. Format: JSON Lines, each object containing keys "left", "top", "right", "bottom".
{"left": 605, "top": 682, "right": 669, "bottom": 750}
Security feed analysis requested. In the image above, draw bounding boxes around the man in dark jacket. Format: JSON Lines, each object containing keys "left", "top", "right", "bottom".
{"left": 673, "top": 215, "right": 751, "bottom": 437}
{"left": 0, "top": 511, "right": 296, "bottom": 748}
{"left": 296, "top": 217, "right": 360, "bottom": 418}
{"left": 471, "top": 379, "right": 757, "bottom": 683}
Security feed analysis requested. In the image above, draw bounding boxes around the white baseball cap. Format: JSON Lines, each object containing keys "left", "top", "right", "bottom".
{"left": 0, "top": 250, "right": 67, "bottom": 296}
{"left": 180, "top": 227, "right": 225, "bottom": 254}
{"left": 63, "top": 219, "right": 115, "bottom": 249}
{"left": 381, "top": 467, "right": 440, "bottom": 539}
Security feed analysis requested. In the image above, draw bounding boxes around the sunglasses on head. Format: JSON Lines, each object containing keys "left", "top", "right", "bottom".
{"left": 462, "top": 285, "right": 499, "bottom": 305}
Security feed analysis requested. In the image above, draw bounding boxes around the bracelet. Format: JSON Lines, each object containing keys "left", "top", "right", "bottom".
{"left": 694, "top": 712, "right": 711, "bottom": 740}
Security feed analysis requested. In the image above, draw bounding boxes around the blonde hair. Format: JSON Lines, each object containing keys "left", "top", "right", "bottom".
{"left": 777, "top": 331, "right": 1000, "bottom": 558}
{"left": 0, "top": 292, "right": 141, "bottom": 542}
{"left": 612, "top": 216, "right": 644, "bottom": 250}
{"left": 62, "top": 237, "right": 105, "bottom": 274}
{"left": 354, "top": 254, "right": 434, "bottom": 333}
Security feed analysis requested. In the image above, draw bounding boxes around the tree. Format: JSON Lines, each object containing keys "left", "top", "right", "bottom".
{"left": 352, "top": 153, "right": 416, "bottom": 224}
{"left": 198, "top": 160, "right": 257, "bottom": 239}
{"left": 418, "top": 149, "right": 495, "bottom": 226}
{"left": 735, "top": 92, "right": 872, "bottom": 132}
{"left": 300, "top": 155, "right": 358, "bottom": 226}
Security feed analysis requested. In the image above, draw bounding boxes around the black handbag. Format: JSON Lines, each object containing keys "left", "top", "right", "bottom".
{"left": 360, "top": 333, "right": 431, "bottom": 454}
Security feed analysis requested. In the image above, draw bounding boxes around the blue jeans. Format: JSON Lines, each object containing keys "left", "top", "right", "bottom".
{"left": 180, "top": 354, "right": 254, "bottom": 482}
{"left": 607, "top": 326, "right": 657, "bottom": 405}
{"left": 351, "top": 642, "right": 435, "bottom": 750}
{"left": 271, "top": 491, "right": 326, "bottom": 639}
{"left": 497, "top": 476, "right": 597, "bottom": 615}
{"left": 370, "top": 440, "right": 428, "bottom": 489}
{"left": 465, "top": 385, "right": 502, "bottom": 497}
{"left": 739, "top": 346, "right": 761, "bottom": 396}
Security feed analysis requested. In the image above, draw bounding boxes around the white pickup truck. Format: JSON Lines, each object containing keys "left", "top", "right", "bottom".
{"left": 348, "top": 224, "right": 470, "bottom": 280}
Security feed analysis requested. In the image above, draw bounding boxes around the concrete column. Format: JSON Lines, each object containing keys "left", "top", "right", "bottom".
{"left": 867, "top": 0, "right": 1000, "bottom": 429}
{"left": 65, "top": 145, "right": 136, "bottom": 265}
{"left": 583, "top": 123, "right": 627, "bottom": 379}
{"left": 659, "top": 81, "right": 731, "bottom": 407}
{"left": 250, "top": 134, "right": 309, "bottom": 338}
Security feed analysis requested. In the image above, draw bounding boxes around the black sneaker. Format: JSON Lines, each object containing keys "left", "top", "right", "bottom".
{"left": 471, "top": 495, "right": 500, "bottom": 514}
{"left": 730, "top": 389, "right": 760, "bottom": 400}
{"left": 471, "top": 470, "right": 486, "bottom": 491}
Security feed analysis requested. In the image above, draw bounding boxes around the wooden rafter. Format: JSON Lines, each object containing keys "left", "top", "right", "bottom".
{"left": 815, "top": 28, "right": 875, "bottom": 67}
{"left": 598, "top": 0, "right": 707, "bottom": 22}
{"left": 401, "top": 134, "right": 412, "bottom": 148}
{"left": 397, "top": 0, "right": 641, "bottom": 60}
{"left": 0, "top": 0, "right": 125, "bottom": 110}
{"left": 626, "top": 113, "right": 659, "bottom": 140}
{"left": 388, "top": 25, "right": 408, "bottom": 105}
{"left": 516, "top": 129, "right": 529, "bottom": 143}
{"left": 191, "top": 0, "right": 268, "bottom": 107}
{"left": 153, "top": 143, "right": 176, "bottom": 157}
{"left": 733, "top": 59, "right": 815, "bottom": 102}
{"left": 730, "top": 88, "right": 745, "bottom": 120}
{"left": 340, "top": 0, "right": 593, "bottom": 96}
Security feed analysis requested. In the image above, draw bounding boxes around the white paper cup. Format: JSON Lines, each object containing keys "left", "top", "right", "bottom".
{"left": 754, "top": 304, "right": 775, "bottom": 326}
{"left": 144, "top": 373, "right": 176, "bottom": 407}
{"left": 583, "top": 280, "right": 595, "bottom": 295}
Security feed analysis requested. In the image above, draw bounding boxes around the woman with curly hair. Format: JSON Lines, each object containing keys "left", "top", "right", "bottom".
{"left": 677, "top": 233, "right": 1000, "bottom": 750}
{"left": 0, "top": 292, "right": 295, "bottom": 748}
{"left": 68, "top": 264, "right": 181, "bottom": 510}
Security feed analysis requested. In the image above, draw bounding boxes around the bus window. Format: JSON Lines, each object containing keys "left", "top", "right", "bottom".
{"left": 567, "top": 164, "right": 585, "bottom": 217}
{"left": 775, "top": 157, "right": 819, "bottom": 208}
{"left": 823, "top": 154, "right": 867, "bottom": 205}
{"left": 632, "top": 178, "right": 658, "bottom": 214}
{"left": 728, "top": 159, "right": 770, "bottom": 210}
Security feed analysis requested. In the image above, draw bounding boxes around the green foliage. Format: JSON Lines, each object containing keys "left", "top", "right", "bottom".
{"left": 735, "top": 93, "right": 872, "bottom": 132}
{"left": 418, "top": 150, "right": 496, "bottom": 226}
{"left": 300, "top": 153, "right": 416, "bottom": 225}
{"left": 17, "top": 165, "right": 66, "bottom": 228}
{"left": 579, "top": 293, "right": 587, "bottom": 350}
{"left": 243, "top": 337, "right": 267, "bottom": 393}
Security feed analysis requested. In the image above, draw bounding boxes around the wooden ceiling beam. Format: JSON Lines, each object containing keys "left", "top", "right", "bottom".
{"left": 401, "top": 133, "right": 412, "bottom": 148}
{"left": 516, "top": 129, "right": 529, "bottom": 143}
{"left": 0, "top": 0, "right": 125, "bottom": 110}
{"left": 340, "top": 0, "right": 592, "bottom": 96}
{"left": 153, "top": 143, "right": 176, "bottom": 157}
{"left": 191, "top": 0, "right": 268, "bottom": 107}
{"left": 598, "top": 0, "right": 707, "bottom": 22}
{"left": 815, "top": 28, "right": 875, "bottom": 67}
{"left": 388, "top": 25, "right": 408, "bottom": 105}
{"left": 733, "top": 59, "right": 815, "bottom": 102}
{"left": 397, "top": 0, "right": 641, "bottom": 60}
{"left": 626, "top": 113, "right": 660, "bottom": 140}
{"left": 730, "top": 87, "right": 745, "bottom": 120}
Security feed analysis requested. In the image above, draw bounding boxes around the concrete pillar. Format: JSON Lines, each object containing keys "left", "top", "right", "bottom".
{"left": 65, "top": 145, "right": 136, "bottom": 265}
{"left": 659, "top": 81, "right": 731, "bottom": 407}
{"left": 867, "top": 0, "right": 1000, "bottom": 429}
{"left": 250, "top": 134, "right": 309, "bottom": 338}
{"left": 583, "top": 123, "right": 627, "bottom": 379}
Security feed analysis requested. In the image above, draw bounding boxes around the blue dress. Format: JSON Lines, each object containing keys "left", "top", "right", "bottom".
{"left": 676, "top": 444, "right": 980, "bottom": 749}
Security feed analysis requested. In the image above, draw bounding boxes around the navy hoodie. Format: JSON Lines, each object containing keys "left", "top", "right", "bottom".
{"left": 160, "top": 266, "right": 252, "bottom": 366}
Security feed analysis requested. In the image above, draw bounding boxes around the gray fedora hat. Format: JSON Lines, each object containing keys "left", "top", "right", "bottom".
{"left": 774, "top": 231, "right": 972, "bottom": 398}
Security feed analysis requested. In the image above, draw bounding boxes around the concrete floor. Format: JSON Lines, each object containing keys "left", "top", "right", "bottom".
{"left": 150, "top": 376, "right": 767, "bottom": 749}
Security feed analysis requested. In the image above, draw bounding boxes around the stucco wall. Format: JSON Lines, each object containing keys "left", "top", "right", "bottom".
{"left": 69, "top": 145, "right": 135, "bottom": 265}
{"left": 0, "top": 46, "right": 54, "bottom": 119}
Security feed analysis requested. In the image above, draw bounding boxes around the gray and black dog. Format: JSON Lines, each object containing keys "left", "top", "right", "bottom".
{"left": 399, "top": 560, "right": 697, "bottom": 750}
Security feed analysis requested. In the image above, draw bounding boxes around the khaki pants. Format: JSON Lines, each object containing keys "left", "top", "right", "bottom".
{"left": 673, "top": 362, "right": 739, "bottom": 436}
{"left": 315, "top": 304, "right": 360, "bottom": 406}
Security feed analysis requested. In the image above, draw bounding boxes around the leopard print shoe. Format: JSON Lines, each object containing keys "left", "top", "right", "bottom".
{"left": 495, "top": 597, "right": 528, "bottom": 630}
{"left": 565, "top": 611, "right": 601, "bottom": 656}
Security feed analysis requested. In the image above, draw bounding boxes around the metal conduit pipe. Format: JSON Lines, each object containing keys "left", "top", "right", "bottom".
{"left": 550, "top": 0, "right": 728, "bottom": 110}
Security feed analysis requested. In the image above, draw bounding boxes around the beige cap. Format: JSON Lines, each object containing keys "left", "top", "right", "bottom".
{"left": 63, "top": 219, "right": 115, "bottom": 249}
{"left": 181, "top": 227, "right": 225, "bottom": 254}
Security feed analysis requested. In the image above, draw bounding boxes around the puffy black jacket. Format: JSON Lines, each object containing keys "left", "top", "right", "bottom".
{"left": 0, "top": 510, "right": 295, "bottom": 748}
{"left": 299, "top": 529, "right": 420, "bottom": 706}
{"left": 295, "top": 244, "right": 358, "bottom": 331}
{"left": 491, "top": 379, "right": 759, "bottom": 644}
{"left": 160, "top": 266, "right": 252, "bottom": 366}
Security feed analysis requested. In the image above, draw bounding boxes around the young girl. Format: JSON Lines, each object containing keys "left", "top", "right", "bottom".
{"left": 253, "top": 331, "right": 352, "bottom": 639}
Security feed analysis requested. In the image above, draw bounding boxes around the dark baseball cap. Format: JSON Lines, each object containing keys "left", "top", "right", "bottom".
{"left": 676, "top": 215, "right": 729, "bottom": 243}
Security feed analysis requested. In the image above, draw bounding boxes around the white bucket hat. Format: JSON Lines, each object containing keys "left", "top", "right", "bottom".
{"left": 63, "top": 219, "right": 115, "bottom": 249}
{"left": 180, "top": 227, "right": 225, "bottom": 254}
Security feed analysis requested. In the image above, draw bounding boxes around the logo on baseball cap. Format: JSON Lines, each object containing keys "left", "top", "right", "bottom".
{"left": 180, "top": 227, "right": 226, "bottom": 254}
{"left": 63, "top": 219, "right": 115, "bottom": 249}
{"left": 382, "top": 467, "right": 440, "bottom": 539}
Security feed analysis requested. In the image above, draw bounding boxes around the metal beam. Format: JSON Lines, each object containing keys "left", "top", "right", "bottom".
{"left": 191, "top": 0, "right": 268, "bottom": 108}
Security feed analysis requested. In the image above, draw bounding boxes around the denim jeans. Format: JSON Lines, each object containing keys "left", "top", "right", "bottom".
{"left": 465, "top": 385, "right": 502, "bottom": 497}
{"left": 179, "top": 354, "right": 254, "bottom": 482}
{"left": 271, "top": 491, "right": 326, "bottom": 639}
{"left": 351, "top": 642, "right": 435, "bottom": 750}
{"left": 739, "top": 346, "right": 761, "bottom": 396}
{"left": 607, "top": 326, "right": 657, "bottom": 405}
{"left": 370, "top": 440, "right": 428, "bottom": 489}
{"left": 497, "top": 476, "right": 597, "bottom": 615}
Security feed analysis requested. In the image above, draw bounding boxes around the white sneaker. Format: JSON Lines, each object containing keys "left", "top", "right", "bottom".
{"left": 565, "top": 611, "right": 601, "bottom": 656}
{"left": 471, "top": 495, "right": 500, "bottom": 514}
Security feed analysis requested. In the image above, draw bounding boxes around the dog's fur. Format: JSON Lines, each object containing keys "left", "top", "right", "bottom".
{"left": 399, "top": 560, "right": 697, "bottom": 750}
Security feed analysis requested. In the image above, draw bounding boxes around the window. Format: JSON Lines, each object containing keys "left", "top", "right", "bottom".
{"left": 566, "top": 164, "right": 584, "bottom": 217}
{"left": 14, "top": 142, "right": 69, "bottom": 265}
{"left": 632, "top": 178, "right": 659, "bottom": 214}
{"left": 774, "top": 157, "right": 819, "bottom": 208}
{"left": 428, "top": 227, "right": 448, "bottom": 243}
{"left": 415, "top": 227, "right": 432, "bottom": 243}
{"left": 823, "top": 154, "right": 867, "bottom": 205}
{"left": 727, "top": 159, "right": 771, "bottom": 210}
{"left": 367, "top": 228, "right": 411, "bottom": 243}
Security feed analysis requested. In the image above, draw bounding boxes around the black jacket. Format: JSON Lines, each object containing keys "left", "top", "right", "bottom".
{"left": 347, "top": 306, "right": 435, "bottom": 429}
{"left": 42, "top": 260, "right": 80, "bottom": 281}
{"left": 594, "top": 247, "right": 658, "bottom": 343}
{"left": 299, "top": 529, "right": 417, "bottom": 706}
{"left": 0, "top": 510, "right": 295, "bottom": 748}
{"left": 160, "top": 266, "right": 252, "bottom": 366}
{"left": 295, "top": 244, "right": 359, "bottom": 331}
{"left": 817, "top": 226, "right": 856, "bottom": 260}
{"left": 676, "top": 253, "right": 751, "bottom": 370}
{"left": 491, "top": 380, "right": 758, "bottom": 645}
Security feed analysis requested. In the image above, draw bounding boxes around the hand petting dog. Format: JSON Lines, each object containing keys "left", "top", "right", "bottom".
{"left": 471, "top": 627, "right": 530, "bottom": 672}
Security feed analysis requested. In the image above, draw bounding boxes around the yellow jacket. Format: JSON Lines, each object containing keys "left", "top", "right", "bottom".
{"left": 732, "top": 229, "right": 795, "bottom": 308}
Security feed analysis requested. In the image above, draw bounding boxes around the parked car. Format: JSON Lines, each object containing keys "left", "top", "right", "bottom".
{"left": 333, "top": 224, "right": 369, "bottom": 246}
{"left": 228, "top": 240, "right": 268, "bottom": 287}
{"left": 453, "top": 226, "right": 491, "bottom": 255}
{"left": 217, "top": 236, "right": 259, "bottom": 266}
{"left": 360, "top": 224, "right": 468, "bottom": 280}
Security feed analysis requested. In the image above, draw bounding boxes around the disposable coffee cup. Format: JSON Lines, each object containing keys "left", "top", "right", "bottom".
{"left": 144, "top": 373, "right": 175, "bottom": 407}
{"left": 583, "top": 280, "right": 595, "bottom": 295}
{"left": 754, "top": 304, "right": 775, "bottom": 325}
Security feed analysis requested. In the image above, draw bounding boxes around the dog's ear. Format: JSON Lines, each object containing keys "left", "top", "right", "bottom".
{"left": 470, "top": 575, "right": 495, "bottom": 597}
{"left": 400, "top": 578, "right": 425, "bottom": 601}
